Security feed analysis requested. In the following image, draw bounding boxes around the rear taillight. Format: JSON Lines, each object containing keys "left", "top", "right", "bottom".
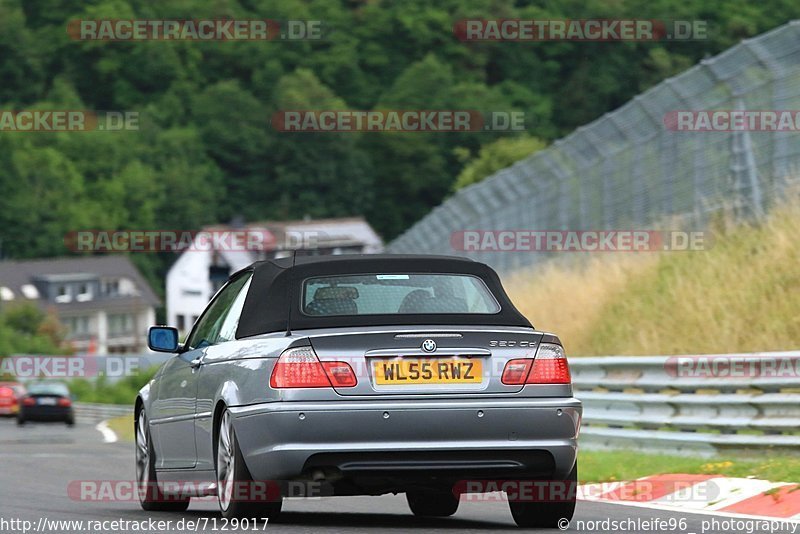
{"left": 0, "top": 387, "right": 12, "bottom": 397}
{"left": 58, "top": 397, "right": 72, "bottom": 407}
{"left": 23, "top": 397, "right": 36, "bottom": 406}
{"left": 269, "top": 347, "right": 357, "bottom": 389}
{"left": 528, "top": 355, "right": 571, "bottom": 384}
{"left": 500, "top": 343, "right": 571, "bottom": 385}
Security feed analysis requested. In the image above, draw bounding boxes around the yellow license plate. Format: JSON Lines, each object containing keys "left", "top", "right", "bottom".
{"left": 373, "top": 359, "right": 482, "bottom": 385}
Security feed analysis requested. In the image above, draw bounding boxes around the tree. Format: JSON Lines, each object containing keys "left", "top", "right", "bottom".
{"left": 453, "top": 135, "right": 547, "bottom": 191}
{"left": 192, "top": 81, "right": 270, "bottom": 221}
{"left": 1, "top": 0, "right": 799, "bottom": 267}
{"left": 0, "top": 304, "right": 67, "bottom": 357}
{"left": 268, "top": 69, "right": 374, "bottom": 219}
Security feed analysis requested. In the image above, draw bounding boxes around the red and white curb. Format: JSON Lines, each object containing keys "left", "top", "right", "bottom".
{"left": 580, "top": 474, "right": 800, "bottom": 521}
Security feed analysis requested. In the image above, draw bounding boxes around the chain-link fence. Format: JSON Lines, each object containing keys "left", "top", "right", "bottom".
{"left": 388, "top": 22, "right": 800, "bottom": 273}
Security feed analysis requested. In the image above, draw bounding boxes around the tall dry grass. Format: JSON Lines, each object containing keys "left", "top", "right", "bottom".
{"left": 504, "top": 202, "right": 800, "bottom": 356}
{"left": 505, "top": 254, "right": 660, "bottom": 354}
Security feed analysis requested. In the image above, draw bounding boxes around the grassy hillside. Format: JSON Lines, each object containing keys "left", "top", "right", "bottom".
{"left": 506, "top": 201, "right": 800, "bottom": 356}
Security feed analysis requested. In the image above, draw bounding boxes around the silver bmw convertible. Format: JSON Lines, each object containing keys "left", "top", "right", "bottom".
{"left": 136, "top": 254, "right": 581, "bottom": 528}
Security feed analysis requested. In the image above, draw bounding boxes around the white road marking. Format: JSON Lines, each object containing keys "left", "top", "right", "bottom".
{"left": 95, "top": 420, "right": 117, "bottom": 443}
{"left": 693, "top": 477, "right": 788, "bottom": 511}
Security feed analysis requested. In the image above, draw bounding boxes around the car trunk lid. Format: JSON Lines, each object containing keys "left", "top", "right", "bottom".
{"left": 307, "top": 326, "right": 543, "bottom": 396}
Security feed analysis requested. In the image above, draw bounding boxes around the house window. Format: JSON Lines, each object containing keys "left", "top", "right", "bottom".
{"left": 77, "top": 283, "right": 92, "bottom": 302}
{"left": 108, "top": 313, "right": 134, "bottom": 335}
{"left": 176, "top": 315, "right": 186, "bottom": 331}
{"left": 102, "top": 279, "right": 120, "bottom": 296}
{"left": 64, "top": 316, "right": 90, "bottom": 336}
{"left": 55, "top": 285, "right": 72, "bottom": 303}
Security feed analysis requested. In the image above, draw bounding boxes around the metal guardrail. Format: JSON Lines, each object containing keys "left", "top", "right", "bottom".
{"left": 73, "top": 352, "right": 800, "bottom": 455}
{"left": 74, "top": 402, "right": 132, "bottom": 424}
{"left": 572, "top": 352, "right": 800, "bottom": 455}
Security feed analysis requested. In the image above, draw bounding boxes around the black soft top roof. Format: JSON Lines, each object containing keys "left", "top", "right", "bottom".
{"left": 235, "top": 254, "right": 531, "bottom": 338}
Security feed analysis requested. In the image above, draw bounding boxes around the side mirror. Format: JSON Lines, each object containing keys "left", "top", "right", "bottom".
{"left": 148, "top": 326, "right": 179, "bottom": 353}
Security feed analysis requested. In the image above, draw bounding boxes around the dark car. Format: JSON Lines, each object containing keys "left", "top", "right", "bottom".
{"left": 18, "top": 381, "right": 75, "bottom": 426}
{"left": 138, "top": 255, "right": 581, "bottom": 528}
{"left": 0, "top": 382, "right": 26, "bottom": 416}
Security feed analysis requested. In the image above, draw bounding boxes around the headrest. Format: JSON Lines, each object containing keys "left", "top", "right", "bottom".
{"left": 313, "top": 286, "right": 359, "bottom": 300}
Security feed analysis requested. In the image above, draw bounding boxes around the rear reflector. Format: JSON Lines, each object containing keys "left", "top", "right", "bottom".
{"left": 269, "top": 347, "right": 358, "bottom": 389}
{"left": 321, "top": 361, "right": 357, "bottom": 387}
{"left": 501, "top": 359, "right": 533, "bottom": 385}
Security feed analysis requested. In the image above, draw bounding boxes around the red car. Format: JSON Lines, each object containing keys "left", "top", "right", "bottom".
{"left": 0, "top": 382, "right": 26, "bottom": 416}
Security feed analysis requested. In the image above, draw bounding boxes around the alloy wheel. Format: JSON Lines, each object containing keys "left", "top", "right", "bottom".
{"left": 217, "top": 411, "right": 236, "bottom": 511}
{"left": 135, "top": 413, "right": 150, "bottom": 503}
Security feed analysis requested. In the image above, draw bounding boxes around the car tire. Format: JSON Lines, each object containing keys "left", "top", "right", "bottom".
{"left": 16, "top": 417, "right": 24, "bottom": 426}
{"left": 216, "top": 409, "right": 282, "bottom": 520}
{"left": 406, "top": 488, "right": 460, "bottom": 517}
{"left": 508, "top": 462, "right": 577, "bottom": 528}
{"left": 135, "top": 408, "right": 190, "bottom": 512}
{"left": 66, "top": 417, "right": 75, "bottom": 427}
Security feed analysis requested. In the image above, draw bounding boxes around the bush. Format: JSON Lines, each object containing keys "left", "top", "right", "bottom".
{"left": 70, "top": 365, "right": 159, "bottom": 405}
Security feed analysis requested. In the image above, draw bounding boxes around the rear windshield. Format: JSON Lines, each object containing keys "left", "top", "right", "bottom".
{"left": 27, "top": 382, "right": 69, "bottom": 396}
{"left": 302, "top": 273, "right": 501, "bottom": 316}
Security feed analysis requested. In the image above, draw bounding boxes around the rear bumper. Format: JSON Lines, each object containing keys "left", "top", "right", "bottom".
{"left": 20, "top": 406, "right": 73, "bottom": 421}
{"left": 230, "top": 397, "right": 581, "bottom": 483}
{"left": 0, "top": 404, "right": 19, "bottom": 415}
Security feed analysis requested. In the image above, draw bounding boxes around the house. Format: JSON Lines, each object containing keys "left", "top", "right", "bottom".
{"left": 0, "top": 256, "right": 159, "bottom": 354}
{"left": 166, "top": 216, "right": 383, "bottom": 333}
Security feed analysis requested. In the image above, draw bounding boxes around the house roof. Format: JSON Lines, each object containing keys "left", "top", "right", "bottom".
{"left": 203, "top": 216, "right": 383, "bottom": 255}
{"left": 254, "top": 216, "right": 383, "bottom": 250}
{"left": 0, "top": 256, "right": 160, "bottom": 308}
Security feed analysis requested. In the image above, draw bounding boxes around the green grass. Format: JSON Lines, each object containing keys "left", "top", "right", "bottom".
{"left": 579, "top": 450, "right": 800, "bottom": 484}
{"left": 106, "top": 414, "right": 134, "bottom": 442}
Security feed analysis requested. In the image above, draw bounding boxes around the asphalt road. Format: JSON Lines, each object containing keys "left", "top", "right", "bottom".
{"left": 0, "top": 419, "right": 746, "bottom": 533}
